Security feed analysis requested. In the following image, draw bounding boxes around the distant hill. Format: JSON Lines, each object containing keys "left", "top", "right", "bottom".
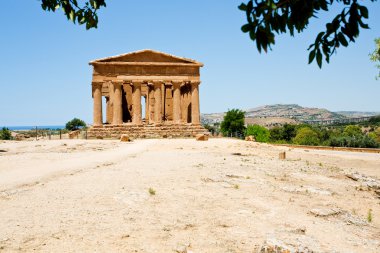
{"left": 335, "top": 111, "right": 380, "bottom": 118}
{"left": 245, "top": 104, "right": 346, "bottom": 121}
{"left": 201, "top": 104, "right": 379, "bottom": 127}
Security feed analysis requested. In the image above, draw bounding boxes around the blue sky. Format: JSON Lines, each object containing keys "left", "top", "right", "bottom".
{"left": 0, "top": 1, "right": 379, "bottom": 126}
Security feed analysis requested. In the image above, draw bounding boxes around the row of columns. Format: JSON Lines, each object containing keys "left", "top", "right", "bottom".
{"left": 92, "top": 80, "right": 201, "bottom": 126}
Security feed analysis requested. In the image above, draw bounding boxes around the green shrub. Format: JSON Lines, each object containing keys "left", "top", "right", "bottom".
{"left": 65, "top": 118, "right": 87, "bottom": 131}
{"left": 329, "top": 135, "right": 378, "bottom": 148}
{"left": 369, "top": 127, "right": 380, "bottom": 143}
{"left": 343, "top": 125, "right": 362, "bottom": 137}
{"left": 282, "top": 124, "right": 297, "bottom": 141}
{"left": 246, "top": 124, "right": 270, "bottom": 142}
{"left": 220, "top": 109, "right": 245, "bottom": 136}
{"left": 0, "top": 127, "right": 12, "bottom": 140}
{"left": 269, "top": 127, "right": 283, "bottom": 142}
{"left": 293, "top": 127, "right": 320, "bottom": 146}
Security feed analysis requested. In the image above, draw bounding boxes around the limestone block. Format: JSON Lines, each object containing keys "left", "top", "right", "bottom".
{"left": 120, "top": 134, "right": 130, "bottom": 142}
{"left": 245, "top": 135, "right": 255, "bottom": 141}
{"left": 196, "top": 134, "right": 208, "bottom": 141}
{"left": 279, "top": 152, "right": 286, "bottom": 160}
{"left": 69, "top": 130, "right": 80, "bottom": 139}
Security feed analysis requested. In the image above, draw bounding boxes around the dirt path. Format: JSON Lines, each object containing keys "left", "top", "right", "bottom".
{"left": 0, "top": 139, "right": 379, "bottom": 252}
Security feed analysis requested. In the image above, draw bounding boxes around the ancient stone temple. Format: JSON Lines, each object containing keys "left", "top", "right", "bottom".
{"left": 87, "top": 49, "right": 208, "bottom": 139}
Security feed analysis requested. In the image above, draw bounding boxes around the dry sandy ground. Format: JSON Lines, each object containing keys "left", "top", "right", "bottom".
{"left": 0, "top": 138, "right": 379, "bottom": 253}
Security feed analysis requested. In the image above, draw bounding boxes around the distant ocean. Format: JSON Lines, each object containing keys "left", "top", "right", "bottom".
{"left": 3, "top": 125, "right": 65, "bottom": 131}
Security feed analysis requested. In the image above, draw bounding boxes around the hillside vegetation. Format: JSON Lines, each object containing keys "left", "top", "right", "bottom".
{"left": 208, "top": 110, "right": 380, "bottom": 149}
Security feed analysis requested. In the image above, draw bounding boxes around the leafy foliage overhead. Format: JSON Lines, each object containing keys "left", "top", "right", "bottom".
{"left": 369, "top": 38, "right": 380, "bottom": 79}
{"left": 41, "top": 0, "right": 106, "bottom": 29}
{"left": 239, "top": 0, "right": 376, "bottom": 68}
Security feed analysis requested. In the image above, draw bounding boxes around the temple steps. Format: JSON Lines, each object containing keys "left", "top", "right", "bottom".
{"left": 87, "top": 124, "right": 208, "bottom": 139}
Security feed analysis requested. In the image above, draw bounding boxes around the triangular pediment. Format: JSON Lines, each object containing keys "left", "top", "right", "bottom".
{"left": 90, "top": 49, "right": 202, "bottom": 66}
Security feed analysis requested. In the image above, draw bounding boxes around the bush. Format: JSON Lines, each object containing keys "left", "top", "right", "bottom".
{"left": 0, "top": 127, "right": 12, "bottom": 140}
{"left": 220, "top": 109, "right": 245, "bottom": 136}
{"left": 329, "top": 135, "right": 379, "bottom": 148}
{"left": 204, "top": 124, "right": 217, "bottom": 135}
{"left": 65, "top": 118, "right": 87, "bottom": 131}
{"left": 369, "top": 127, "right": 380, "bottom": 143}
{"left": 343, "top": 125, "right": 362, "bottom": 137}
{"left": 282, "top": 124, "right": 297, "bottom": 141}
{"left": 246, "top": 125, "right": 270, "bottom": 142}
{"left": 293, "top": 127, "right": 320, "bottom": 146}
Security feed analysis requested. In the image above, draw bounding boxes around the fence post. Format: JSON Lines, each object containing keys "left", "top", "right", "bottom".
{"left": 59, "top": 130, "right": 62, "bottom": 140}
{"left": 35, "top": 126, "right": 38, "bottom": 141}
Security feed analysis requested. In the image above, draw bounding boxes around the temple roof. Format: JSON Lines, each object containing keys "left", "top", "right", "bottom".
{"left": 89, "top": 49, "right": 203, "bottom": 67}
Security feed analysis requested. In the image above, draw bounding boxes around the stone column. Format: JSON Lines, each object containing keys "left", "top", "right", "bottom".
{"left": 145, "top": 95, "right": 149, "bottom": 122}
{"left": 191, "top": 81, "right": 201, "bottom": 125}
{"left": 112, "top": 81, "right": 123, "bottom": 125}
{"left": 106, "top": 97, "right": 112, "bottom": 124}
{"left": 148, "top": 84, "right": 155, "bottom": 124}
{"left": 154, "top": 82, "right": 162, "bottom": 124}
{"left": 108, "top": 81, "right": 114, "bottom": 124}
{"left": 172, "top": 81, "right": 182, "bottom": 124}
{"left": 92, "top": 82, "right": 103, "bottom": 126}
{"left": 132, "top": 81, "right": 142, "bottom": 125}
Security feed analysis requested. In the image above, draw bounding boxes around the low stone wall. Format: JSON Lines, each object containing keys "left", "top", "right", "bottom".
{"left": 87, "top": 124, "right": 209, "bottom": 139}
{"left": 274, "top": 144, "right": 380, "bottom": 154}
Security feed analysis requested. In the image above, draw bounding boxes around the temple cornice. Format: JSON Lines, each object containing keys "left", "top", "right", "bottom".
{"left": 90, "top": 62, "right": 203, "bottom": 67}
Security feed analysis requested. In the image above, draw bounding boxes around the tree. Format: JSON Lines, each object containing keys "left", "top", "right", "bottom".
{"left": 282, "top": 124, "right": 297, "bottom": 141}
{"left": 239, "top": 0, "right": 376, "bottom": 68}
{"left": 246, "top": 124, "right": 270, "bottom": 142}
{"left": 293, "top": 127, "right": 320, "bottom": 146}
{"left": 38, "top": 1, "right": 376, "bottom": 68}
{"left": 220, "top": 109, "right": 246, "bottom": 136}
{"left": 369, "top": 38, "right": 380, "bottom": 79}
{"left": 0, "top": 127, "right": 12, "bottom": 140}
{"left": 65, "top": 118, "right": 87, "bottom": 131}
{"left": 40, "top": 0, "right": 106, "bottom": 29}
{"left": 343, "top": 125, "right": 362, "bottom": 137}
{"left": 369, "top": 127, "right": 380, "bottom": 143}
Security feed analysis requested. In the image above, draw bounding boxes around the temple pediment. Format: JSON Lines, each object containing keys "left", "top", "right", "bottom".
{"left": 90, "top": 49, "right": 203, "bottom": 66}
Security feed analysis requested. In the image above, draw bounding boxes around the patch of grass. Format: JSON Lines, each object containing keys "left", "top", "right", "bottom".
{"left": 233, "top": 184, "right": 240, "bottom": 189}
{"left": 318, "top": 162, "right": 323, "bottom": 167}
{"left": 367, "top": 209, "right": 373, "bottom": 223}
{"left": 306, "top": 160, "right": 310, "bottom": 166}
{"left": 148, "top": 188, "right": 156, "bottom": 196}
{"left": 246, "top": 176, "right": 251, "bottom": 179}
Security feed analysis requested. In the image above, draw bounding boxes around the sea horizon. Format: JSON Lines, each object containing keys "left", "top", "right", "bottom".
{"left": 2, "top": 125, "right": 65, "bottom": 131}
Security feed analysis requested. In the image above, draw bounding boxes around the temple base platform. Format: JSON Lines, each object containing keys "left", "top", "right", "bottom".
{"left": 87, "top": 123, "right": 209, "bottom": 139}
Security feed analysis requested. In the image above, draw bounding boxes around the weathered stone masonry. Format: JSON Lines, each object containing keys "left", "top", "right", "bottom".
{"left": 87, "top": 49, "right": 208, "bottom": 139}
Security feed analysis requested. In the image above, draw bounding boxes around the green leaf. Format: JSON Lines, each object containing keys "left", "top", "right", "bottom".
{"left": 359, "top": 5, "right": 368, "bottom": 19}
{"left": 316, "top": 50, "right": 322, "bottom": 68}
{"left": 238, "top": 3, "right": 247, "bottom": 11}
{"left": 249, "top": 30, "right": 256, "bottom": 40}
{"left": 69, "top": 10, "right": 75, "bottom": 21}
{"left": 308, "top": 50, "right": 316, "bottom": 64}
{"left": 316, "top": 32, "right": 325, "bottom": 43}
{"left": 241, "top": 24, "right": 251, "bottom": 33}
{"left": 338, "top": 32, "right": 348, "bottom": 47}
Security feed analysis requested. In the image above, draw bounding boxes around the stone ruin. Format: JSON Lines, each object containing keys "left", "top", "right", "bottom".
{"left": 87, "top": 49, "right": 208, "bottom": 139}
